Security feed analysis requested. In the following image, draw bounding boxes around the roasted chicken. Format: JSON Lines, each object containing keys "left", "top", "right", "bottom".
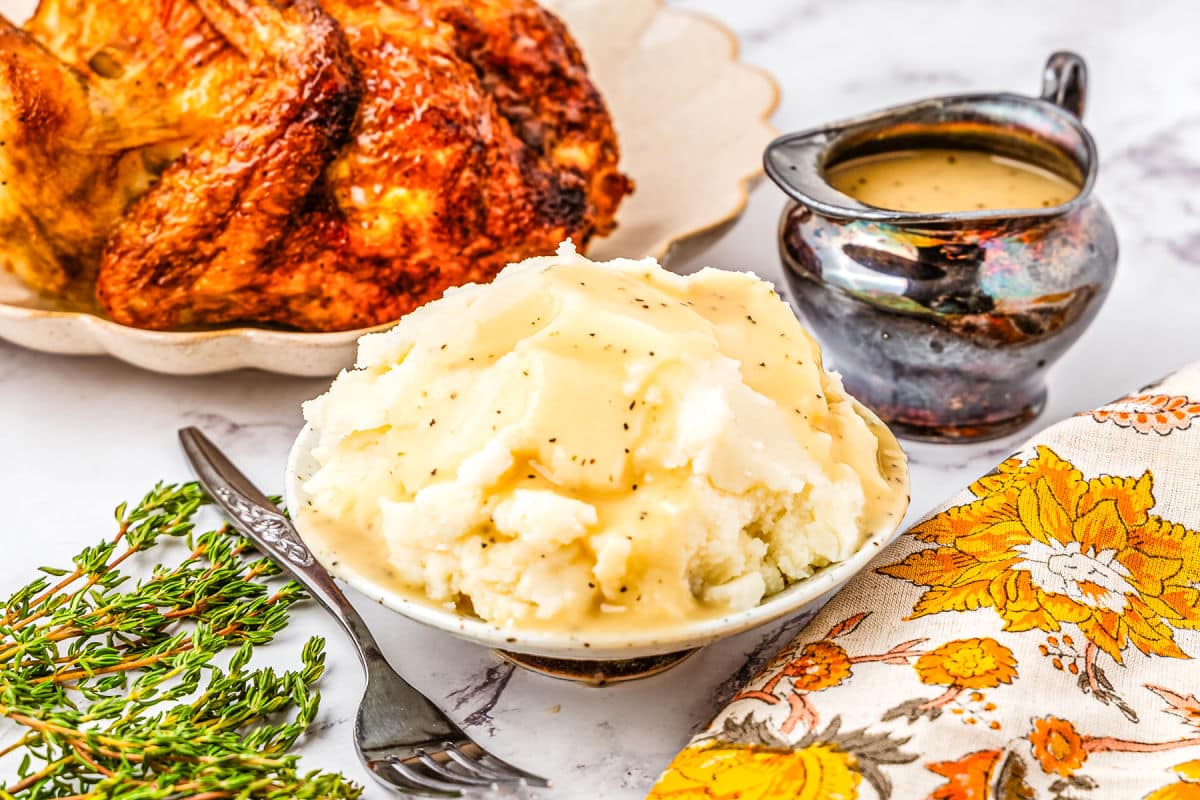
{"left": 0, "top": 0, "right": 631, "bottom": 330}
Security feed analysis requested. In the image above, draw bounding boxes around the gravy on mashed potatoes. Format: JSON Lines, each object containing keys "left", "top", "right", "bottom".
{"left": 299, "top": 242, "right": 907, "bottom": 632}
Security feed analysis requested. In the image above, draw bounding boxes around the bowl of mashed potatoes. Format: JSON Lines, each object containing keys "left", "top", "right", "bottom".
{"left": 286, "top": 243, "right": 908, "bottom": 678}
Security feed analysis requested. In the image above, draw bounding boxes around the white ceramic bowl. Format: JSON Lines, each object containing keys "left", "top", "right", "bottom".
{"left": 284, "top": 403, "right": 909, "bottom": 672}
{"left": 0, "top": 0, "right": 779, "bottom": 376}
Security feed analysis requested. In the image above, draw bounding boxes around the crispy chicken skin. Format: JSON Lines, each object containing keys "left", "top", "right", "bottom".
{"left": 4, "top": 0, "right": 288, "bottom": 304}
{"left": 2, "top": 0, "right": 631, "bottom": 330}
{"left": 0, "top": 18, "right": 167, "bottom": 304}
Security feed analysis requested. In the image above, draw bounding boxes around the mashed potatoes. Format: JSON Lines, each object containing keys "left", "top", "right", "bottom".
{"left": 300, "top": 243, "right": 907, "bottom": 631}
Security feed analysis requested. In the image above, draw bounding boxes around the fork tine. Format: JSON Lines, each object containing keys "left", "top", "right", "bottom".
{"left": 477, "top": 752, "right": 552, "bottom": 788}
{"left": 416, "top": 750, "right": 499, "bottom": 787}
{"left": 443, "top": 743, "right": 518, "bottom": 782}
{"left": 446, "top": 741, "right": 551, "bottom": 788}
{"left": 389, "top": 759, "right": 487, "bottom": 795}
{"left": 367, "top": 760, "right": 462, "bottom": 799}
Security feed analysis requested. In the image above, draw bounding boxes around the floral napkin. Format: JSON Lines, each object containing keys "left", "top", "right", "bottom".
{"left": 648, "top": 367, "right": 1200, "bottom": 799}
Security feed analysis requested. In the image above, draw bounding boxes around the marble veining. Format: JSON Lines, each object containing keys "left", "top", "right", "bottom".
{"left": 449, "top": 663, "right": 520, "bottom": 731}
{"left": 181, "top": 410, "right": 299, "bottom": 439}
{"left": 1113, "top": 118, "right": 1200, "bottom": 180}
{"left": 5, "top": 1, "right": 1200, "bottom": 797}
{"left": 1167, "top": 231, "right": 1200, "bottom": 267}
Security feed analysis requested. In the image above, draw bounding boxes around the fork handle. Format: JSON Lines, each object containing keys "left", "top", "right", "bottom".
{"left": 181, "top": 427, "right": 438, "bottom": 679}
{"left": 214, "top": 499, "right": 387, "bottom": 661}
{"left": 182, "top": 428, "right": 469, "bottom": 749}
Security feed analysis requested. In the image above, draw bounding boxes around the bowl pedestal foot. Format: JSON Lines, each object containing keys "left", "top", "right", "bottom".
{"left": 494, "top": 648, "right": 699, "bottom": 686}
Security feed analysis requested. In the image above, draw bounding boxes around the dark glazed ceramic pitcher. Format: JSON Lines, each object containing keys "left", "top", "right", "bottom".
{"left": 766, "top": 53, "right": 1117, "bottom": 442}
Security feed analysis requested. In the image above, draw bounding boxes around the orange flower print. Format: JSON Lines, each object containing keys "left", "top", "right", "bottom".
{"left": 737, "top": 614, "right": 926, "bottom": 737}
{"left": 1022, "top": 713, "right": 1200, "bottom": 781}
{"left": 739, "top": 642, "right": 854, "bottom": 734}
{"left": 880, "top": 446, "right": 1200, "bottom": 666}
{"left": 773, "top": 641, "right": 853, "bottom": 692}
{"left": 1087, "top": 393, "right": 1200, "bottom": 435}
{"left": 1029, "top": 716, "right": 1088, "bottom": 777}
{"left": 914, "top": 638, "right": 1017, "bottom": 690}
{"left": 927, "top": 749, "right": 1003, "bottom": 800}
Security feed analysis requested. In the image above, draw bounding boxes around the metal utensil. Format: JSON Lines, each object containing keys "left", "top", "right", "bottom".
{"left": 179, "top": 427, "right": 550, "bottom": 798}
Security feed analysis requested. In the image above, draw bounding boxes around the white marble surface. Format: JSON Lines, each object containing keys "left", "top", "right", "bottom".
{"left": 4, "top": 0, "right": 1200, "bottom": 797}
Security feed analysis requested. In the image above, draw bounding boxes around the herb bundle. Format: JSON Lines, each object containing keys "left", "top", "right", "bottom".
{"left": 0, "top": 482, "right": 361, "bottom": 799}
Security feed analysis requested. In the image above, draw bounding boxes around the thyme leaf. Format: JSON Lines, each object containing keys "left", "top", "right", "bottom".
{"left": 0, "top": 481, "right": 361, "bottom": 799}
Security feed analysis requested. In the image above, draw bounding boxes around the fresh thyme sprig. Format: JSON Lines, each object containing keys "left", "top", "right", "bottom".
{"left": 0, "top": 482, "right": 361, "bottom": 799}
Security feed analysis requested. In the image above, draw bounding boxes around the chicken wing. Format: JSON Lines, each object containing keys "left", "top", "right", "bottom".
{"left": 93, "top": 0, "right": 360, "bottom": 328}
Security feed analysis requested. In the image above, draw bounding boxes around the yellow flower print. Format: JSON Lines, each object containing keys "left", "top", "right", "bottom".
{"left": 1145, "top": 761, "right": 1200, "bottom": 800}
{"left": 914, "top": 638, "right": 1017, "bottom": 690}
{"left": 650, "top": 715, "right": 916, "bottom": 800}
{"left": 647, "top": 741, "right": 860, "bottom": 800}
{"left": 880, "top": 446, "right": 1200, "bottom": 665}
{"left": 883, "top": 638, "right": 1015, "bottom": 726}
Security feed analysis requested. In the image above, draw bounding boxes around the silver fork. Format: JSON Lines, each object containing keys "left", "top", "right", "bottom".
{"left": 179, "top": 427, "right": 550, "bottom": 798}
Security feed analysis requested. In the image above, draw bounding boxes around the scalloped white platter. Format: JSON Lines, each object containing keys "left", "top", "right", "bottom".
{"left": 0, "top": 0, "right": 778, "bottom": 375}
